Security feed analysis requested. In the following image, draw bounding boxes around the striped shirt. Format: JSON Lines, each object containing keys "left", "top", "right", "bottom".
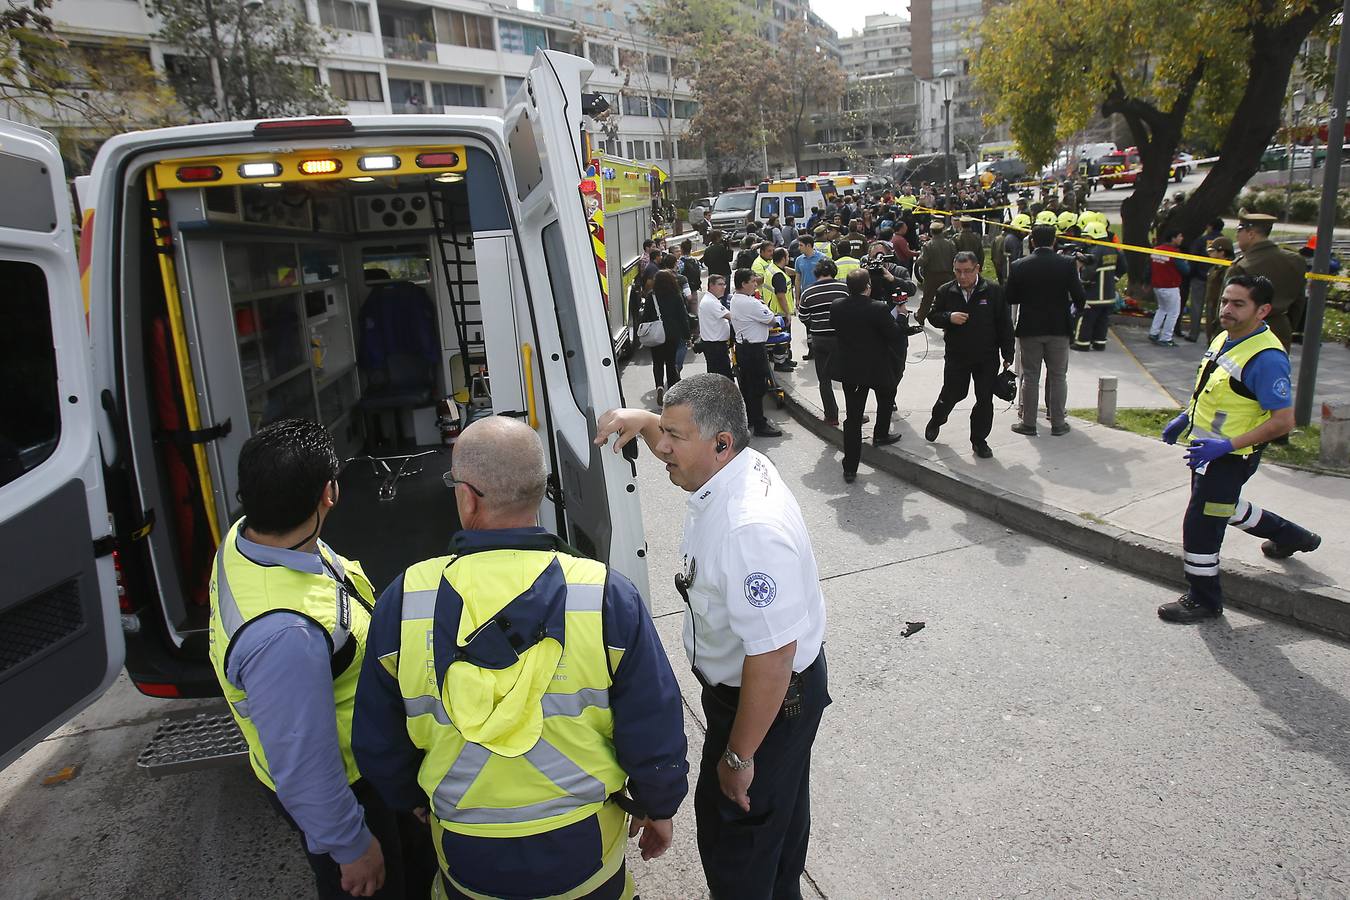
{"left": 798, "top": 277, "right": 848, "bottom": 336}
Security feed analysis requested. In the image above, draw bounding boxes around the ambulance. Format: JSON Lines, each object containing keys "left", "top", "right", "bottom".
{"left": 580, "top": 153, "right": 666, "bottom": 356}
{"left": 754, "top": 177, "right": 838, "bottom": 230}
{"left": 0, "top": 50, "right": 650, "bottom": 772}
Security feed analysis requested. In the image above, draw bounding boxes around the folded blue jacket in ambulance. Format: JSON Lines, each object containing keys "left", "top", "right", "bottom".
{"left": 357, "top": 281, "right": 440, "bottom": 373}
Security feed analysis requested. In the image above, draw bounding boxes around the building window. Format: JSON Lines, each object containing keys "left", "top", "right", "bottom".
{"left": 650, "top": 96, "right": 670, "bottom": 118}
{"left": 674, "top": 99, "right": 698, "bottom": 118}
{"left": 317, "top": 0, "right": 371, "bottom": 32}
{"left": 504, "top": 76, "right": 525, "bottom": 98}
{"left": 432, "top": 82, "right": 486, "bottom": 107}
{"left": 329, "top": 68, "right": 382, "bottom": 102}
{"left": 499, "top": 21, "right": 550, "bottom": 55}
{"left": 588, "top": 43, "right": 615, "bottom": 65}
{"left": 434, "top": 9, "right": 494, "bottom": 48}
{"left": 621, "top": 93, "right": 649, "bottom": 117}
{"left": 649, "top": 54, "right": 668, "bottom": 74}
{"left": 618, "top": 47, "right": 644, "bottom": 71}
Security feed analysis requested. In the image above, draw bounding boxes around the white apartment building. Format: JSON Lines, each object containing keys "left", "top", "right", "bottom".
{"left": 806, "top": 13, "right": 922, "bottom": 169}
{"left": 18, "top": 0, "right": 710, "bottom": 191}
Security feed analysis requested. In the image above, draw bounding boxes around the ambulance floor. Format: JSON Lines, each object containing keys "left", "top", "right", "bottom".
{"left": 325, "top": 445, "right": 461, "bottom": 594}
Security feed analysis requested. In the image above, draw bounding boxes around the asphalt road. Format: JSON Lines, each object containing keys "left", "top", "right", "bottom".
{"left": 2, "top": 352, "right": 1349, "bottom": 899}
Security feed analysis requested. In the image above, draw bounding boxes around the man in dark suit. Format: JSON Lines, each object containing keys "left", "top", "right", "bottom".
{"left": 924, "top": 251, "right": 1015, "bottom": 459}
{"left": 829, "top": 269, "right": 906, "bottom": 482}
{"left": 1004, "top": 224, "right": 1086, "bottom": 437}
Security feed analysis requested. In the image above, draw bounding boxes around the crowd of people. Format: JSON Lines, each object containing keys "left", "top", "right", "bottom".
{"left": 663, "top": 173, "right": 1323, "bottom": 623}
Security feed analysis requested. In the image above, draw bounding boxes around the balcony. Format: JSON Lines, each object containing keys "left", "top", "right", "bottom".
{"left": 391, "top": 101, "right": 437, "bottom": 114}
{"left": 383, "top": 34, "right": 437, "bottom": 62}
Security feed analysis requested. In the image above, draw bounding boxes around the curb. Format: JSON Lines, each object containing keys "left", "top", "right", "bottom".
{"left": 778, "top": 377, "right": 1350, "bottom": 642}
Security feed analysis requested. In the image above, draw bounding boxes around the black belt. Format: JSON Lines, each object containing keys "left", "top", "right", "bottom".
{"left": 694, "top": 651, "right": 823, "bottom": 714}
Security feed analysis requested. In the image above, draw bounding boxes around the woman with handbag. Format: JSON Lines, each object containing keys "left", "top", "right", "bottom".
{"left": 648, "top": 270, "right": 690, "bottom": 405}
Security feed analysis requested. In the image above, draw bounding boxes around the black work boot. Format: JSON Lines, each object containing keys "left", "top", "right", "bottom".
{"left": 1261, "top": 532, "right": 1322, "bottom": 560}
{"left": 1157, "top": 594, "right": 1223, "bottom": 624}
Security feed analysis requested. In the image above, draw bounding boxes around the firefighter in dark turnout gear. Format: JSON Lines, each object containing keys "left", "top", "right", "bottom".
{"left": 1072, "top": 220, "right": 1124, "bottom": 351}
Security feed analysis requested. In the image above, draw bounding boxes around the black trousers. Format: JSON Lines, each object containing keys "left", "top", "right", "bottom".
{"left": 651, "top": 338, "right": 681, "bottom": 390}
{"left": 1073, "top": 305, "right": 1112, "bottom": 350}
{"left": 1183, "top": 451, "right": 1315, "bottom": 610}
{"left": 736, "top": 341, "right": 769, "bottom": 428}
{"left": 702, "top": 339, "right": 734, "bottom": 379}
{"left": 840, "top": 381, "right": 896, "bottom": 474}
{"left": 930, "top": 357, "right": 998, "bottom": 445}
{"left": 263, "top": 778, "right": 437, "bottom": 900}
{"left": 695, "top": 651, "right": 830, "bottom": 900}
{"left": 439, "top": 860, "right": 628, "bottom": 900}
{"left": 809, "top": 335, "right": 840, "bottom": 421}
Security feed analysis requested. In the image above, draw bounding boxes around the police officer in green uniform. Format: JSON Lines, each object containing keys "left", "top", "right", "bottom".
{"left": 208, "top": 418, "right": 434, "bottom": 899}
{"left": 1157, "top": 274, "right": 1322, "bottom": 624}
{"left": 1225, "top": 212, "right": 1306, "bottom": 349}
{"left": 352, "top": 416, "right": 688, "bottom": 900}
{"left": 916, "top": 220, "right": 957, "bottom": 325}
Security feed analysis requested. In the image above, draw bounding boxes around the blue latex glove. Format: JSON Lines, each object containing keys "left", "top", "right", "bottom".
{"left": 1161, "top": 413, "right": 1190, "bottom": 445}
{"left": 1185, "top": 437, "right": 1233, "bottom": 469}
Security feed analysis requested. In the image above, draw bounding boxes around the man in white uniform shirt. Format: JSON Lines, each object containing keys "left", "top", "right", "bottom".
{"left": 729, "top": 268, "right": 782, "bottom": 438}
{"left": 596, "top": 373, "right": 829, "bottom": 900}
{"left": 698, "top": 274, "right": 734, "bottom": 379}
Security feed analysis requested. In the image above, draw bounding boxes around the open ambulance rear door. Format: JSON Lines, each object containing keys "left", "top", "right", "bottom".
{"left": 0, "top": 120, "right": 121, "bottom": 770}
{"left": 503, "top": 51, "right": 650, "bottom": 601}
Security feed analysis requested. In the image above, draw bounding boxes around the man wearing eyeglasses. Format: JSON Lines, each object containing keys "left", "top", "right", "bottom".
{"left": 353, "top": 415, "right": 688, "bottom": 900}
{"left": 596, "top": 374, "right": 829, "bottom": 900}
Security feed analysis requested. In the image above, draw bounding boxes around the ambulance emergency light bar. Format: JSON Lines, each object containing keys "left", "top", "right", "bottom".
{"left": 157, "top": 146, "right": 468, "bottom": 189}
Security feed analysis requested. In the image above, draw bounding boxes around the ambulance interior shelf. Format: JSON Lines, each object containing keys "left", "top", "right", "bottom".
{"left": 147, "top": 161, "right": 491, "bottom": 622}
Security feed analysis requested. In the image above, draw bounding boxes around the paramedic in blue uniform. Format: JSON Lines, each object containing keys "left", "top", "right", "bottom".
{"left": 596, "top": 374, "right": 830, "bottom": 900}
{"left": 1157, "top": 274, "right": 1322, "bottom": 624}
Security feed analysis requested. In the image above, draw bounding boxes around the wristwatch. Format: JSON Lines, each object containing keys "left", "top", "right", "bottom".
{"left": 722, "top": 747, "right": 754, "bottom": 771}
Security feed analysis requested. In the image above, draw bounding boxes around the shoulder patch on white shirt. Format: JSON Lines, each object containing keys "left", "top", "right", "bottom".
{"left": 744, "top": 572, "right": 777, "bottom": 607}
{"left": 1273, "top": 376, "right": 1291, "bottom": 400}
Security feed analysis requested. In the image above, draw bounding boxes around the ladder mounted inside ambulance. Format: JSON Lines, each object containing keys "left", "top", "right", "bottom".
{"left": 0, "top": 49, "right": 648, "bottom": 775}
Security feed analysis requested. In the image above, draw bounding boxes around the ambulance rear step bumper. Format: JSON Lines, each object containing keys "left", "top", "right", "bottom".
{"left": 136, "top": 705, "right": 249, "bottom": 778}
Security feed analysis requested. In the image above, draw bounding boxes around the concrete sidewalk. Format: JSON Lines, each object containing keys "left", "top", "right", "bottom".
{"left": 776, "top": 320, "right": 1350, "bottom": 638}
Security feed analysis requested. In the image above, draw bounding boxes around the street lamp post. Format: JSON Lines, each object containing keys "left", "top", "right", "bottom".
{"left": 1285, "top": 88, "right": 1307, "bottom": 222}
{"left": 939, "top": 68, "right": 956, "bottom": 186}
{"left": 1295, "top": 0, "right": 1350, "bottom": 427}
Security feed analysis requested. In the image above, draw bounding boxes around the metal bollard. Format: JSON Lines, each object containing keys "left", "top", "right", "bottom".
{"left": 1098, "top": 376, "right": 1118, "bottom": 428}
{"left": 1321, "top": 400, "right": 1350, "bottom": 467}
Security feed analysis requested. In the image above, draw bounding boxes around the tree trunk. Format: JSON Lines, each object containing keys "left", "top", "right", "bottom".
{"left": 1101, "top": 65, "right": 1202, "bottom": 294}
{"left": 1166, "top": 5, "right": 1336, "bottom": 244}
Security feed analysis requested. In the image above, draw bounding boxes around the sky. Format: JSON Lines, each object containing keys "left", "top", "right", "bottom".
{"left": 809, "top": 1, "right": 907, "bottom": 39}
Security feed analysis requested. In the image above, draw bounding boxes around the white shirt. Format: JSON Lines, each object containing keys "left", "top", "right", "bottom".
{"left": 679, "top": 449, "right": 827, "bottom": 687}
{"left": 698, "top": 291, "right": 732, "bottom": 341}
{"left": 729, "top": 290, "right": 775, "bottom": 343}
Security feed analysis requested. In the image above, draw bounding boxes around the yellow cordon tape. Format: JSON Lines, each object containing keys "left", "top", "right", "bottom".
{"left": 923, "top": 207, "right": 1350, "bottom": 284}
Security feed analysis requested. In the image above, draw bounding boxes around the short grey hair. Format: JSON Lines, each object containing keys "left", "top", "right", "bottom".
{"left": 452, "top": 416, "right": 548, "bottom": 514}
{"left": 953, "top": 251, "right": 980, "bottom": 267}
{"left": 662, "top": 373, "right": 751, "bottom": 451}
